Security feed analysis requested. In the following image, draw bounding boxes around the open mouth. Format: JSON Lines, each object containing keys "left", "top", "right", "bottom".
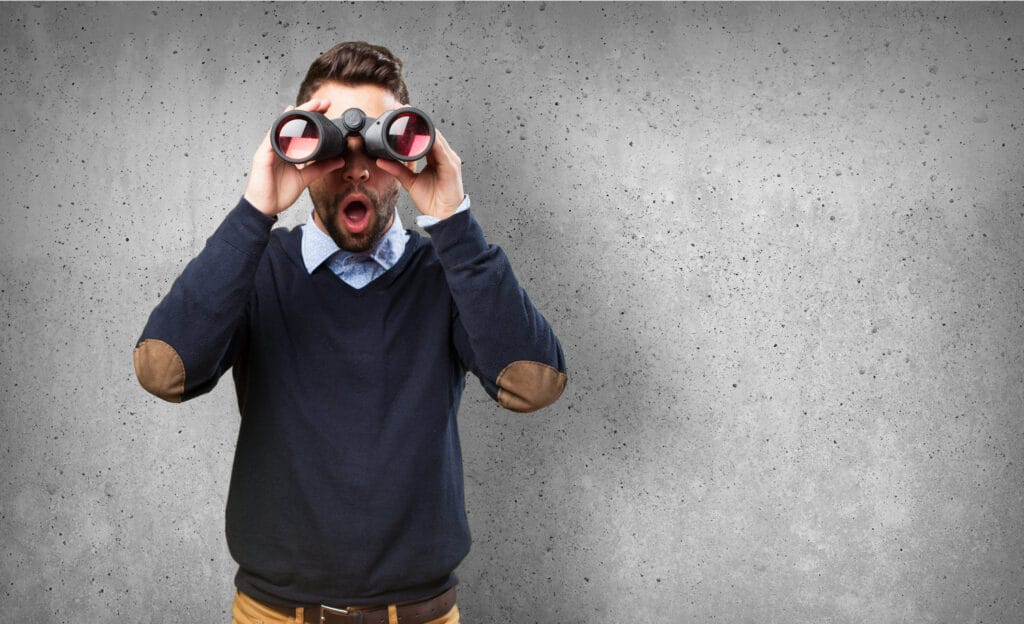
{"left": 341, "top": 196, "right": 371, "bottom": 234}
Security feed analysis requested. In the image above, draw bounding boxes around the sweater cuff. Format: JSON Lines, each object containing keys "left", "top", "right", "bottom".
{"left": 423, "top": 204, "right": 489, "bottom": 267}
{"left": 212, "top": 197, "right": 277, "bottom": 257}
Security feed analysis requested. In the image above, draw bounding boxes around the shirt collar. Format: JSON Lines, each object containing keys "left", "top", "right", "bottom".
{"left": 300, "top": 209, "right": 409, "bottom": 274}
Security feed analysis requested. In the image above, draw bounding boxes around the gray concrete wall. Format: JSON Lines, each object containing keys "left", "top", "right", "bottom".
{"left": 1, "top": 2, "right": 1022, "bottom": 622}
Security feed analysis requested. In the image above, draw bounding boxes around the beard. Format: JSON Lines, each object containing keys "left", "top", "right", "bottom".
{"left": 309, "top": 181, "right": 400, "bottom": 253}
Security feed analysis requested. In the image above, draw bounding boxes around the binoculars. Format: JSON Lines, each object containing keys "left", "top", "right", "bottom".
{"left": 271, "top": 106, "right": 435, "bottom": 164}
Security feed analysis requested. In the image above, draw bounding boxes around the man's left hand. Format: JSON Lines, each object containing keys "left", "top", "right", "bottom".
{"left": 375, "top": 129, "right": 465, "bottom": 221}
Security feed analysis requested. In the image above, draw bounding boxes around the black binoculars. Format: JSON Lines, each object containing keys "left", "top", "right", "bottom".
{"left": 271, "top": 107, "right": 435, "bottom": 164}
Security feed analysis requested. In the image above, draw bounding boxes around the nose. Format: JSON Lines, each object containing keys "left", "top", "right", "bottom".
{"left": 340, "top": 135, "right": 370, "bottom": 183}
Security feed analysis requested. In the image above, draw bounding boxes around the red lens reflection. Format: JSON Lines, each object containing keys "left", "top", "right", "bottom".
{"left": 386, "top": 113, "right": 431, "bottom": 158}
{"left": 275, "top": 116, "right": 320, "bottom": 161}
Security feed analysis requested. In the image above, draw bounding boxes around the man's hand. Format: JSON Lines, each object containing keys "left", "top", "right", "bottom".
{"left": 243, "top": 98, "right": 346, "bottom": 217}
{"left": 375, "top": 129, "right": 465, "bottom": 221}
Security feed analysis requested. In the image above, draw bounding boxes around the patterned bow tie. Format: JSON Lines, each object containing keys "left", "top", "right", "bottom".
{"left": 327, "top": 252, "right": 381, "bottom": 289}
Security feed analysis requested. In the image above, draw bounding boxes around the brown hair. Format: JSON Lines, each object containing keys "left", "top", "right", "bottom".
{"left": 296, "top": 41, "right": 410, "bottom": 106}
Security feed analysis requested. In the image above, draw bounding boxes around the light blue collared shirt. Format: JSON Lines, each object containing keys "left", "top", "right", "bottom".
{"left": 300, "top": 196, "right": 470, "bottom": 288}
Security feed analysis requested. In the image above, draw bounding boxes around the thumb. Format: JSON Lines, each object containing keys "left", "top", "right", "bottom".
{"left": 300, "top": 156, "right": 346, "bottom": 185}
{"left": 375, "top": 158, "right": 417, "bottom": 190}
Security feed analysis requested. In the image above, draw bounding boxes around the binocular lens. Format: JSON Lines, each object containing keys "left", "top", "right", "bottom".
{"left": 387, "top": 112, "right": 432, "bottom": 159}
{"left": 275, "top": 115, "right": 320, "bottom": 161}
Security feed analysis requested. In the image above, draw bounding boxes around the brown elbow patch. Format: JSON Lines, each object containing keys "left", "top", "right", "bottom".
{"left": 496, "top": 360, "right": 567, "bottom": 413}
{"left": 133, "top": 339, "right": 185, "bottom": 403}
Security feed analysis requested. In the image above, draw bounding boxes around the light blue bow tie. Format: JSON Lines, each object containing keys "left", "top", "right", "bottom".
{"left": 328, "top": 252, "right": 382, "bottom": 289}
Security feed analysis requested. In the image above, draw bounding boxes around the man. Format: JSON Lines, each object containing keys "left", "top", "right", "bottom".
{"left": 133, "top": 42, "right": 567, "bottom": 624}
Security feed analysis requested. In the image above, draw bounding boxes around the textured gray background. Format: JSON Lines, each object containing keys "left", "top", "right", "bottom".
{"left": 2, "top": 2, "right": 1023, "bottom": 623}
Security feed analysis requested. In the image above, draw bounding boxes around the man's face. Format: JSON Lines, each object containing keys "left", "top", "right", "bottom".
{"left": 306, "top": 82, "right": 413, "bottom": 252}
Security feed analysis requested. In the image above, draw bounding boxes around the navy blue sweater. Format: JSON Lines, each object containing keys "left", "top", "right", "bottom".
{"left": 133, "top": 199, "right": 566, "bottom": 606}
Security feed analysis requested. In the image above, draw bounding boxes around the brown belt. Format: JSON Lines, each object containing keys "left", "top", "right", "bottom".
{"left": 262, "top": 587, "right": 456, "bottom": 624}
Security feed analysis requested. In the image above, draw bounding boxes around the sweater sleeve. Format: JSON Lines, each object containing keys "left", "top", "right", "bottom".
{"left": 133, "top": 198, "right": 275, "bottom": 402}
{"left": 424, "top": 207, "right": 567, "bottom": 413}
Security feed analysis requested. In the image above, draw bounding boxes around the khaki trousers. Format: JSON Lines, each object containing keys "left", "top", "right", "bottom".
{"left": 231, "top": 590, "right": 460, "bottom": 624}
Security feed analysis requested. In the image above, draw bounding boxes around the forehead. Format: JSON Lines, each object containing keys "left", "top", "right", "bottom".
{"left": 309, "top": 82, "right": 402, "bottom": 119}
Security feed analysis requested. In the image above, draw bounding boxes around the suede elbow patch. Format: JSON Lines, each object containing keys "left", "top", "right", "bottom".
{"left": 496, "top": 360, "right": 567, "bottom": 413}
{"left": 133, "top": 339, "right": 185, "bottom": 403}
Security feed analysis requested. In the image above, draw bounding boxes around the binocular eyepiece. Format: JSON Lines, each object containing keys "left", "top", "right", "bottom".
{"left": 271, "top": 107, "right": 435, "bottom": 164}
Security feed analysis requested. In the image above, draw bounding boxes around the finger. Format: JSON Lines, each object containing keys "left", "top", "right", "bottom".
{"left": 428, "top": 129, "right": 461, "bottom": 168}
{"left": 429, "top": 129, "right": 449, "bottom": 161}
{"left": 375, "top": 158, "right": 418, "bottom": 190}
{"left": 295, "top": 98, "right": 331, "bottom": 113}
{"left": 300, "top": 156, "right": 346, "bottom": 184}
{"left": 253, "top": 125, "right": 277, "bottom": 161}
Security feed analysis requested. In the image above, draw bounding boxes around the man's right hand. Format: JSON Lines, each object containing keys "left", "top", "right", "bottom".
{"left": 242, "top": 98, "right": 346, "bottom": 217}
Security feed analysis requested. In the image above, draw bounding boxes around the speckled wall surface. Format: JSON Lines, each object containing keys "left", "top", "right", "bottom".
{"left": 1, "top": 2, "right": 1022, "bottom": 623}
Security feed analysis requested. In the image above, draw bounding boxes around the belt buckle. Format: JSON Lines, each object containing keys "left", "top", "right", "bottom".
{"left": 320, "top": 604, "right": 364, "bottom": 624}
